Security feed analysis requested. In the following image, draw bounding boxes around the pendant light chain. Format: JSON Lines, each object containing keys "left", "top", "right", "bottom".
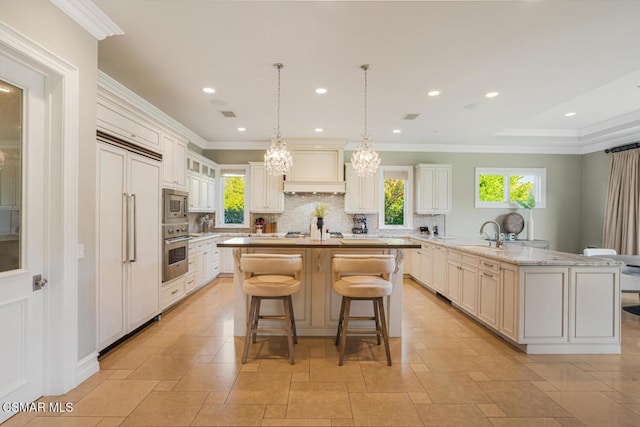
{"left": 363, "top": 64, "right": 368, "bottom": 137}
{"left": 351, "top": 64, "right": 380, "bottom": 177}
{"left": 276, "top": 63, "right": 282, "bottom": 136}
{"left": 264, "top": 63, "right": 293, "bottom": 176}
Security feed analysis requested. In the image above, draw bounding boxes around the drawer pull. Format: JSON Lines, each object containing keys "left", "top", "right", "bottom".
{"left": 171, "top": 289, "right": 179, "bottom": 295}
{"left": 483, "top": 272, "right": 494, "bottom": 278}
{"left": 483, "top": 262, "right": 494, "bottom": 268}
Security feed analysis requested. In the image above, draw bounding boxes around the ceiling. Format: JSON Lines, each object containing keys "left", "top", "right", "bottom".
{"left": 93, "top": 0, "right": 640, "bottom": 154}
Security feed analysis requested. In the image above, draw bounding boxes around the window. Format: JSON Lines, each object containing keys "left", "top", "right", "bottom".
{"left": 378, "top": 166, "right": 413, "bottom": 229}
{"left": 475, "top": 167, "right": 546, "bottom": 208}
{"left": 216, "top": 166, "right": 249, "bottom": 227}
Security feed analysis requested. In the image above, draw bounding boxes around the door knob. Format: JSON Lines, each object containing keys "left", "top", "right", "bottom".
{"left": 33, "top": 274, "right": 48, "bottom": 291}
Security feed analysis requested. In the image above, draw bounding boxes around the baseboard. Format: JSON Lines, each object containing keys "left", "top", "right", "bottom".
{"left": 76, "top": 352, "right": 99, "bottom": 384}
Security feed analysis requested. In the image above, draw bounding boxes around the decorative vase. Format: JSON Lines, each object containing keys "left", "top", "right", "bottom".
{"left": 527, "top": 209, "right": 534, "bottom": 241}
{"left": 317, "top": 217, "right": 324, "bottom": 240}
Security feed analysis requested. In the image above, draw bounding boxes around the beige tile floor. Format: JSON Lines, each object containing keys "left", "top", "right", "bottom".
{"left": 5, "top": 278, "right": 640, "bottom": 427}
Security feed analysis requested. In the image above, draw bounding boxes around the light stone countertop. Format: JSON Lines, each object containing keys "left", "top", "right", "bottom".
{"left": 191, "top": 230, "right": 620, "bottom": 267}
{"left": 408, "top": 234, "right": 622, "bottom": 267}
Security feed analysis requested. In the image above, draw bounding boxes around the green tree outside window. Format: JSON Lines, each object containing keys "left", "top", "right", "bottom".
{"left": 223, "top": 176, "right": 244, "bottom": 224}
{"left": 384, "top": 178, "right": 405, "bottom": 225}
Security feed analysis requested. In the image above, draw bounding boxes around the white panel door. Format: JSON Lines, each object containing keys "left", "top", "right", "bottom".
{"left": 0, "top": 54, "right": 46, "bottom": 422}
{"left": 96, "top": 143, "right": 127, "bottom": 349}
{"left": 128, "top": 154, "right": 161, "bottom": 329}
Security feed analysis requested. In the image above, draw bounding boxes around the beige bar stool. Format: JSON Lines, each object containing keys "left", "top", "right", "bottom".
{"left": 240, "top": 253, "right": 302, "bottom": 365}
{"left": 332, "top": 254, "right": 395, "bottom": 366}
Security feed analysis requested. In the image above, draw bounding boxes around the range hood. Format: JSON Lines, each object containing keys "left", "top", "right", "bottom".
{"left": 283, "top": 145, "right": 346, "bottom": 194}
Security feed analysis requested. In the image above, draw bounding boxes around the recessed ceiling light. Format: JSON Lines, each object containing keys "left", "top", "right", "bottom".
{"left": 392, "top": 129, "right": 401, "bottom": 134}
{"left": 314, "top": 128, "right": 323, "bottom": 132}
{"left": 315, "top": 88, "right": 327, "bottom": 94}
{"left": 237, "top": 127, "right": 246, "bottom": 131}
{"left": 0, "top": 87, "right": 10, "bottom": 93}
{"left": 565, "top": 112, "right": 576, "bottom": 117}
{"left": 485, "top": 91, "right": 499, "bottom": 98}
{"left": 203, "top": 87, "right": 215, "bottom": 94}
{"left": 427, "top": 90, "right": 440, "bottom": 97}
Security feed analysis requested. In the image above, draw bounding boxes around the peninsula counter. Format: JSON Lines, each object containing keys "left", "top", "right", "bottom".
{"left": 216, "top": 237, "right": 420, "bottom": 337}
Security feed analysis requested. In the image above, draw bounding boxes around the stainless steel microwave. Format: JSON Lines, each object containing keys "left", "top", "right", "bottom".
{"left": 163, "top": 188, "right": 188, "bottom": 223}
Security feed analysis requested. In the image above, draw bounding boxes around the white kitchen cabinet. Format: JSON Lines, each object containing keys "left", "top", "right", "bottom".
{"left": 344, "top": 163, "right": 378, "bottom": 213}
{"left": 446, "top": 250, "right": 478, "bottom": 306}
{"left": 188, "top": 172, "right": 200, "bottom": 210}
{"left": 420, "top": 245, "right": 434, "bottom": 286}
{"left": 161, "top": 133, "right": 187, "bottom": 191}
{"left": 97, "top": 98, "right": 162, "bottom": 154}
{"left": 520, "top": 266, "right": 569, "bottom": 343}
{"left": 249, "top": 162, "right": 284, "bottom": 213}
{"left": 570, "top": 267, "right": 619, "bottom": 344}
{"left": 189, "top": 237, "right": 220, "bottom": 291}
{"left": 478, "top": 257, "right": 500, "bottom": 327}
{"left": 187, "top": 151, "right": 216, "bottom": 213}
{"left": 499, "top": 262, "right": 519, "bottom": 341}
{"left": 432, "top": 244, "right": 447, "bottom": 294}
{"left": 162, "top": 275, "right": 186, "bottom": 310}
{"left": 410, "top": 249, "right": 421, "bottom": 281}
{"left": 219, "top": 245, "right": 235, "bottom": 275}
{"left": 97, "top": 141, "right": 161, "bottom": 350}
{"left": 415, "top": 164, "right": 452, "bottom": 214}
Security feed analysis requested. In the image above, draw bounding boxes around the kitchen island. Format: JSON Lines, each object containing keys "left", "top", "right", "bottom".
{"left": 407, "top": 235, "right": 623, "bottom": 354}
{"left": 216, "top": 237, "right": 420, "bottom": 337}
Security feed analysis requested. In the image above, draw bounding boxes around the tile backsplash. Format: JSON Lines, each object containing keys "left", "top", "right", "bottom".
{"left": 190, "top": 193, "right": 446, "bottom": 235}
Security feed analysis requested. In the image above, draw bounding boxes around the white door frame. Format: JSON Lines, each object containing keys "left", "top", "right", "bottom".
{"left": 0, "top": 22, "right": 79, "bottom": 395}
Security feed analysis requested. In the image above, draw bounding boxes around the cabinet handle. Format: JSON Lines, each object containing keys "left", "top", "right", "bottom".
{"left": 483, "top": 272, "right": 494, "bottom": 278}
{"left": 483, "top": 262, "right": 494, "bottom": 268}
{"left": 171, "top": 289, "right": 179, "bottom": 295}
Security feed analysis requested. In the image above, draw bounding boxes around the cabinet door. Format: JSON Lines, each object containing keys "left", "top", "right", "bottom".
{"left": 162, "top": 135, "right": 175, "bottom": 186}
{"left": 478, "top": 269, "right": 499, "bottom": 328}
{"left": 420, "top": 249, "right": 434, "bottom": 286}
{"left": 199, "top": 177, "right": 209, "bottom": 211}
{"left": 432, "top": 246, "right": 447, "bottom": 294}
{"left": 521, "top": 267, "right": 569, "bottom": 343}
{"left": 173, "top": 138, "right": 187, "bottom": 188}
{"left": 416, "top": 167, "right": 435, "bottom": 213}
{"left": 264, "top": 172, "right": 284, "bottom": 211}
{"left": 460, "top": 265, "right": 478, "bottom": 314}
{"left": 446, "top": 260, "right": 461, "bottom": 303}
{"left": 435, "top": 167, "right": 451, "bottom": 213}
{"left": 128, "top": 153, "right": 161, "bottom": 329}
{"left": 97, "top": 143, "right": 127, "bottom": 348}
{"left": 189, "top": 173, "right": 200, "bottom": 211}
{"left": 345, "top": 164, "right": 378, "bottom": 213}
{"left": 500, "top": 263, "right": 519, "bottom": 341}
{"left": 410, "top": 249, "right": 422, "bottom": 282}
{"left": 207, "top": 179, "right": 216, "bottom": 211}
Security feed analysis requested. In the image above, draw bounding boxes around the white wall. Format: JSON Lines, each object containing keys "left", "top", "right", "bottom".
{"left": 0, "top": 0, "right": 98, "bottom": 360}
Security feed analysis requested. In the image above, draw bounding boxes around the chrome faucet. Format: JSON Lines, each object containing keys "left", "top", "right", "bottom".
{"left": 479, "top": 220, "right": 504, "bottom": 248}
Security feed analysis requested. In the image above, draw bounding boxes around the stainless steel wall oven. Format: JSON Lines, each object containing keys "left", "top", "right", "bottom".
{"left": 162, "top": 189, "right": 190, "bottom": 282}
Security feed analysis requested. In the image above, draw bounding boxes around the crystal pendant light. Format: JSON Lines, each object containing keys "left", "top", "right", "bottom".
{"left": 264, "top": 63, "right": 293, "bottom": 176}
{"left": 351, "top": 64, "right": 381, "bottom": 177}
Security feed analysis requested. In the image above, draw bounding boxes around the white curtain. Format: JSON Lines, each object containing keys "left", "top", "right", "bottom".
{"left": 602, "top": 149, "right": 640, "bottom": 254}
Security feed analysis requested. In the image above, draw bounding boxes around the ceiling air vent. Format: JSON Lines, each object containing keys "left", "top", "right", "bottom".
{"left": 401, "top": 113, "right": 420, "bottom": 120}
{"left": 219, "top": 110, "right": 237, "bottom": 118}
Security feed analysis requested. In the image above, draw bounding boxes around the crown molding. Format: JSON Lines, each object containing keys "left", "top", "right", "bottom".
{"left": 50, "top": 0, "right": 123, "bottom": 40}
{"left": 97, "top": 70, "right": 208, "bottom": 147}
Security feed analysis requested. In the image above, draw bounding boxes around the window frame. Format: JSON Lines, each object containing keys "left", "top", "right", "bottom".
{"left": 215, "top": 164, "right": 250, "bottom": 228}
{"left": 474, "top": 167, "right": 546, "bottom": 209}
{"left": 378, "top": 165, "right": 414, "bottom": 230}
